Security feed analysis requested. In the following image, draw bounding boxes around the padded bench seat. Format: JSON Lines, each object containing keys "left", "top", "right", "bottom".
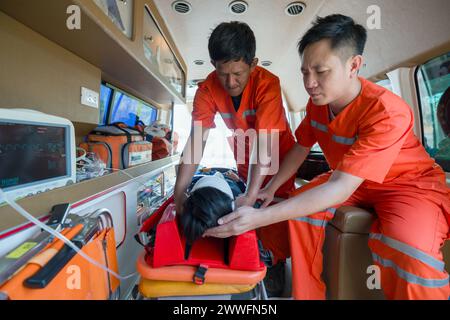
{"left": 329, "top": 206, "right": 375, "bottom": 234}
{"left": 323, "top": 206, "right": 450, "bottom": 300}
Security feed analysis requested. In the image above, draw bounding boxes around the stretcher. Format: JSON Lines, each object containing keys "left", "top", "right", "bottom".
{"left": 135, "top": 197, "right": 268, "bottom": 299}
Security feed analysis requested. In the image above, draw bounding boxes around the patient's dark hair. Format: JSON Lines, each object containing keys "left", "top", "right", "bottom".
{"left": 298, "top": 14, "right": 367, "bottom": 60}
{"left": 180, "top": 187, "right": 233, "bottom": 244}
{"left": 208, "top": 21, "right": 256, "bottom": 65}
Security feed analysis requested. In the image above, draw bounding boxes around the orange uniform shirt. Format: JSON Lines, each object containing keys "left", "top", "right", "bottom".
{"left": 296, "top": 77, "right": 450, "bottom": 221}
{"left": 192, "top": 66, "right": 295, "bottom": 196}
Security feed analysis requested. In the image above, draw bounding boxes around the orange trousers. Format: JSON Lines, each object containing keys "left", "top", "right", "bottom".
{"left": 258, "top": 173, "right": 450, "bottom": 300}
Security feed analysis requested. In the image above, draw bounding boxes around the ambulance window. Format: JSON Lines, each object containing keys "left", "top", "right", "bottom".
{"left": 376, "top": 78, "right": 393, "bottom": 92}
{"left": 416, "top": 52, "right": 450, "bottom": 172}
{"left": 200, "top": 114, "right": 236, "bottom": 169}
{"left": 174, "top": 85, "right": 236, "bottom": 168}
{"left": 173, "top": 103, "right": 191, "bottom": 152}
{"left": 311, "top": 143, "right": 323, "bottom": 153}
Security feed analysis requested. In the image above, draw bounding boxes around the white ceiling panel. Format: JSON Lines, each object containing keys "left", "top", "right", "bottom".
{"left": 154, "top": 0, "right": 450, "bottom": 111}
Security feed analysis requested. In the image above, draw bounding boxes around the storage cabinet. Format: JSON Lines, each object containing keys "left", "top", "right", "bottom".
{"left": 143, "top": 5, "right": 186, "bottom": 97}
{"left": 0, "top": 0, "right": 187, "bottom": 111}
{"left": 93, "top": 0, "right": 134, "bottom": 39}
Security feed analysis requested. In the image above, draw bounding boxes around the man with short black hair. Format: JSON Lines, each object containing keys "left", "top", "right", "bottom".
{"left": 174, "top": 21, "right": 296, "bottom": 267}
{"left": 205, "top": 15, "right": 450, "bottom": 300}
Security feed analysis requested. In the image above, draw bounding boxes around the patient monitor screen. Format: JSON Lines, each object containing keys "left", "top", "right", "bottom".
{"left": 0, "top": 122, "right": 68, "bottom": 190}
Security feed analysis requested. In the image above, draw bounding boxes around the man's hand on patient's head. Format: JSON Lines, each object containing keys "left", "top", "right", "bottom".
{"left": 257, "top": 186, "right": 275, "bottom": 208}
{"left": 202, "top": 206, "right": 264, "bottom": 238}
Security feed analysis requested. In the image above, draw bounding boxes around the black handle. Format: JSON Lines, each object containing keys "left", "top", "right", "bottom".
{"left": 23, "top": 243, "right": 80, "bottom": 289}
{"left": 47, "top": 203, "right": 70, "bottom": 227}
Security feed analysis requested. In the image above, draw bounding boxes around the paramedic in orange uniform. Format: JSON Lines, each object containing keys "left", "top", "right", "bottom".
{"left": 205, "top": 15, "right": 450, "bottom": 300}
{"left": 174, "top": 22, "right": 296, "bottom": 250}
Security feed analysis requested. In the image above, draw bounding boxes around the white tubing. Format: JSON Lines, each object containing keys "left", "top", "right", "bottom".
{"left": 0, "top": 188, "right": 135, "bottom": 281}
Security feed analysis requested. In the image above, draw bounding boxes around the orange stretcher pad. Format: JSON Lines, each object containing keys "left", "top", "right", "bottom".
{"left": 137, "top": 198, "right": 267, "bottom": 297}
{"left": 137, "top": 253, "right": 265, "bottom": 297}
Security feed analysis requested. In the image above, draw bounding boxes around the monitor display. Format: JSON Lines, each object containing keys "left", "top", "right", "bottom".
{"left": 99, "top": 84, "right": 113, "bottom": 125}
{"left": 99, "top": 83, "right": 159, "bottom": 127}
{"left": 0, "top": 122, "right": 68, "bottom": 190}
{"left": 108, "top": 89, "right": 158, "bottom": 127}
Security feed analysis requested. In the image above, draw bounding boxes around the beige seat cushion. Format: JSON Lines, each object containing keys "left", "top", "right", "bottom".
{"left": 327, "top": 206, "right": 450, "bottom": 280}
{"left": 329, "top": 206, "right": 376, "bottom": 234}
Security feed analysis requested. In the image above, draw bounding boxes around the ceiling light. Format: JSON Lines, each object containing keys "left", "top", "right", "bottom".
{"left": 172, "top": 1, "right": 192, "bottom": 15}
{"left": 229, "top": 1, "right": 248, "bottom": 15}
{"left": 285, "top": 2, "right": 306, "bottom": 16}
{"left": 193, "top": 60, "right": 205, "bottom": 66}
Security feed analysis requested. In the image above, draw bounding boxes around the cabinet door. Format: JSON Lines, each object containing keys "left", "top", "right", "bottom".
{"left": 143, "top": 6, "right": 185, "bottom": 97}
{"left": 93, "top": 0, "right": 134, "bottom": 38}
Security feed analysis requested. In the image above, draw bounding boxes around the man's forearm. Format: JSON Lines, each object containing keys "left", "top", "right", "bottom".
{"left": 260, "top": 171, "right": 364, "bottom": 226}
{"left": 245, "top": 162, "right": 267, "bottom": 200}
{"left": 244, "top": 132, "right": 275, "bottom": 200}
{"left": 174, "top": 126, "right": 209, "bottom": 211}
{"left": 174, "top": 162, "right": 198, "bottom": 202}
{"left": 261, "top": 180, "right": 347, "bottom": 226}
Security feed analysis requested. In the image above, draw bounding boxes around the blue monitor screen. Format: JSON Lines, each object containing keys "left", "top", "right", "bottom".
{"left": 109, "top": 91, "right": 158, "bottom": 127}
{"left": 99, "top": 84, "right": 113, "bottom": 125}
{"left": 100, "top": 84, "right": 158, "bottom": 127}
{"left": 0, "top": 123, "right": 68, "bottom": 189}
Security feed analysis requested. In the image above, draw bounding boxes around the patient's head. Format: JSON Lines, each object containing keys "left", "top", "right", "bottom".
{"left": 180, "top": 187, "right": 233, "bottom": 244}
{"left": 180, "top": 172, "right": 235, "bottom": 244}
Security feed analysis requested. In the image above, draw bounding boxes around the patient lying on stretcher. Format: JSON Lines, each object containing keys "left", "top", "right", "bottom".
{"left": 179, "top": 167, "right": 272, "bottom": 266}
{"left": 179, "top": 168, "right": 245, "bottom": 244}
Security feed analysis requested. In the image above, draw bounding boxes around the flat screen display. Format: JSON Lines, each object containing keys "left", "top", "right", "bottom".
{"left": 0, "top": 122, "right": 68, "bottom": 190}
{"left": 99, "top": 83, "right": 158, "bottom": 127}
{"left": 109, "top": 90, "right": 158, "bottom": 127}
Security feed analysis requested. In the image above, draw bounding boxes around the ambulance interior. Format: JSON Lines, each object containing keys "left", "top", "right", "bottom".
{"left": 0, "top": 0, "right": 449, "bottom": 300}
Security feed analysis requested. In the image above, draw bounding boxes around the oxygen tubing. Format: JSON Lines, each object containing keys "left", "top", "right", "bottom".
{"left": 0, "top": 188, "right": 136, "bottom": 281}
